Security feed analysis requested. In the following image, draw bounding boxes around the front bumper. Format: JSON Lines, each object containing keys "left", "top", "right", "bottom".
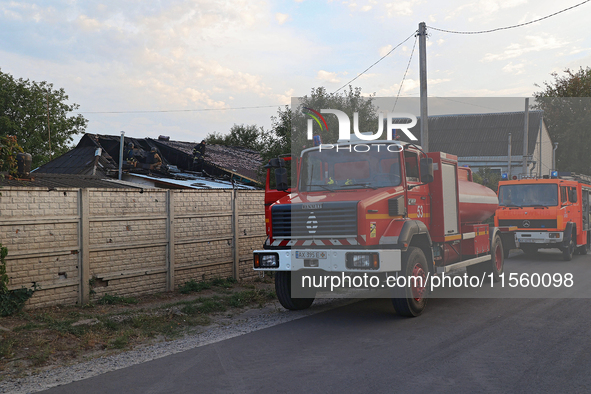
{"left": 516, "top": 231, "right": 563, "bottom": 244}
{"left": 253, "top": 249, "right": 402, "bottom": 273}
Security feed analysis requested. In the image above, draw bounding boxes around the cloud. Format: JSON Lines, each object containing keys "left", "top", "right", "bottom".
{"left": 379, "top": 44, "right": 393, "bottom": 57}
{"left": 385, "top": 1, "right": 420, "bottom": 17}
{"left": 502, "top": 62, "right": 525, "bottom": 74}
{"left": 275, "top": 12, "right": 289, "bottom": 25}
{"left": 316, "top": 70, "right": 341, "bottom": 83}
{"left": 482, "top": 34, "right": 567, "bottom": 62}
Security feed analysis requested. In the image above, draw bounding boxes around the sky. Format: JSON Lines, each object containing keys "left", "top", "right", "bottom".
{"left": 1, "top": 0, "right": 590, "bottom": 144}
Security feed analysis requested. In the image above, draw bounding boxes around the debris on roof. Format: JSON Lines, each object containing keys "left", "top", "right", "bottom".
{"left": 34, "top": 133, "right": 264, "bottom": 190}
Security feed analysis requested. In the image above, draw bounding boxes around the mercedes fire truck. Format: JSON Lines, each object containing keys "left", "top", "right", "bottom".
{"left": 496, "top": 173, "right": 591, "bottom": 260}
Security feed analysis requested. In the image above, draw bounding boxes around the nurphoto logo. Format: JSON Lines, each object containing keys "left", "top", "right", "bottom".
{"left": 304, "top": 108, "right": 419, "bottom": 141}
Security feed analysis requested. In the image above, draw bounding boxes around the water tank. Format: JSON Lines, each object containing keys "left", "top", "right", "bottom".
{"left": 458, "top": 178, "right": 498, "bottom": 223}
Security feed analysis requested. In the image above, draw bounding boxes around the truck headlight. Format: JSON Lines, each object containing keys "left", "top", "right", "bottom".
{"left": 549, "top": 233, "right": 560, "bottom": 239}
{"left": 346, "top": 253, "right": 379, "bottom": 269}
{"left": 254, "top": 253, "right": 279, "bottom": 268}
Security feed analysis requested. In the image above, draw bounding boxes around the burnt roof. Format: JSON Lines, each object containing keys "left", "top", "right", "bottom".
{"left": 396, "top": 111, "right": 545, "bottom": 157}
{"left": 35, "top": 134, "right": 118, "bottom": 176}
{"left": 35, "top": 134, "right": 263, "bottom": 186}
{"left": 151, "top": 139, "right": 261, "bottom": 181}
{"left": 0, "top": 173, "right": 138, "bottom": 189}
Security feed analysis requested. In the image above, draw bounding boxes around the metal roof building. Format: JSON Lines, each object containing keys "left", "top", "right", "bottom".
{"left": 396, "top": 111, "right": 553, "bottom": 176}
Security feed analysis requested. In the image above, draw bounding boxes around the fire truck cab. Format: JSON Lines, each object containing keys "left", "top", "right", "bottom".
{"left": 496, "top": 174, "right": 591, "bottom": 260}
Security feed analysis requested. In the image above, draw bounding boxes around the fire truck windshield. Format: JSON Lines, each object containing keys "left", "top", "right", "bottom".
{"left": 299, "top": 144, "right": 403, "bottom": 192}
{"left": 498, "top": 184, "right": 559, "bottom": 207}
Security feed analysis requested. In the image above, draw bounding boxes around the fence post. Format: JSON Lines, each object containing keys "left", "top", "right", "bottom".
{"left": 79, "top": 189, "right": 90, "bottom": 305}
{"left": 166, "top": 190, "right": 175, "bottom": 292}
{"left": 232, "top": 189, "right": 239, "bottom": 280}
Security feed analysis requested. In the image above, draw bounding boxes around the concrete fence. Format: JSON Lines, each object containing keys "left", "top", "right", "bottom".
{"left": 0, "top": 187, "right": 266, "bottom": 308}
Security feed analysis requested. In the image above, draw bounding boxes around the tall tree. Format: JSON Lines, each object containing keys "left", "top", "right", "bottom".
{"left": 205, "top": 124, "right": 265, "bottom": 151}
{"left": 292, "top": 86, "right": 379, "bottom": 155}
{"left": 533, "top": 67, "right": 591, "bottom": 174}
{"left": 0, "top": 69, "right": 88, "bottom": 168}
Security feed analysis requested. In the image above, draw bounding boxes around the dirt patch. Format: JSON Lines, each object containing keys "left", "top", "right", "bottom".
{"left": 0, "top": 276, "right": 276, "bottom": 381}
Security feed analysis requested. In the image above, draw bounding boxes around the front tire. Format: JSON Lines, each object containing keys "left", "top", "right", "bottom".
{"left": 563, "top": 238, "right": 575, "bottom": 261}
{"left": 275, "top": 271, "right": 315, "bottom": 310}
{"left": 466, "top": 234, "right": 504, "bottom": 282}
{"left": 391, "top": 247, "right": 429, "bottom": 317}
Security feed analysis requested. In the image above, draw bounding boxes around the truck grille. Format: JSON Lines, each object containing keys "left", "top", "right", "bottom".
{"left": 498, "top": 219, "right": 558, "bottom": 229}
{"left": 272, "top": 201, "right": 358, "bottom": 238}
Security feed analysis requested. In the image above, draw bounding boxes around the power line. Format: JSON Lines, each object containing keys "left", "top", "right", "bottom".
{"left": 79, "top": 104, "right": 285, "bottom": 114}
{"left": 428, "top": 0, "right": 590, "bottom": 34}
{"left": 392, "top": 35, "right": 418, "bottom": 111}
{"left": 333, "top": 31, "right": 417, "bottom": 93}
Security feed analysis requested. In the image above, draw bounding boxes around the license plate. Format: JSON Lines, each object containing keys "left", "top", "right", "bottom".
{"left": 295, "top": 251, "right": 327, "bottom": 259}
{"left": 519, "top": 239, "right": 533, "bottom": 243}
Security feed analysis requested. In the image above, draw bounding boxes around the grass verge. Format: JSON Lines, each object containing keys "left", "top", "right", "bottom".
{"left": 0, "top": 276, "right": 275, "bottom": 378}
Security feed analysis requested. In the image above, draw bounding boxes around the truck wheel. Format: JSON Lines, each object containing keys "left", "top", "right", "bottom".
{"left": 391, "top": 247, "right": 429, "bottom": 317}
{"left": 275, "top": 271, "right": 315, "bottom": 310}
{"left": 466, "top": 234, "right": 504, "bottom": 282}
{"left": 562, "top": 238, "right": 575, "bottom": 261}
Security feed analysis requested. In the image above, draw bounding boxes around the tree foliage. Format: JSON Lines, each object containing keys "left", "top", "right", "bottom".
{"left": 472, "top": 167, "right": 501, "bottom": 193}
{"left": 0, "top": 69, "right": 88, "bottom": 168}
{"left": 205, "top": 124, "right": 265, "bottom": 152}
{"left": 204, "top": 86, "right": 379, "bottom": 169}
{"left": 288, "top": 86, "right": 379, "bottom": 156}
{"left": 533, "top": 67, "right": 591, "bottom": 174}
{"left": 0, "top": 135, "right": 24, "bottom": 176}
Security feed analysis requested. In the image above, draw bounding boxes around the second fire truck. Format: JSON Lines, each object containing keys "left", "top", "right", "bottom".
{"left": 496, "top": 173, "right": 591, "bottom": 260}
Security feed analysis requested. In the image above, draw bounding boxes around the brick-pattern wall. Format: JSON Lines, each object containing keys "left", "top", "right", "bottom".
{"left": 0, "top": 187, "right": 266, "bottom": 309}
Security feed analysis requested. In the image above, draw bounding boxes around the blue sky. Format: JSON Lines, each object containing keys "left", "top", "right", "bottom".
{"left": 1, "top": 0, "right": 590, "bottom": 144}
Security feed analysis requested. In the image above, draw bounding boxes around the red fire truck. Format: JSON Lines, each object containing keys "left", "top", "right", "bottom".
{"left": 495, "top": 173, "right": 591, "bottom": 260}
{"left": 254, "top": 140, "right": 504, "bottom": 317}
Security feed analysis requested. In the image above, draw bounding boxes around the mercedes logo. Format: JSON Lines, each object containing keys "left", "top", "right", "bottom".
{"left": 306, "top": 212, "right": 318, "bottom": 234}
{"left": 523, "top": 220, "right": 531, "bottom": 228}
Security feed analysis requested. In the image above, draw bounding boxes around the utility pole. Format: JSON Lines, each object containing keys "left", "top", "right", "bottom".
{"left": 47, "top": 92, "right": 52, "bottom": 159}
{"left": 119, "top": 131, "right": 125, "bottom": 180}
{"left": 507, "top": 133, "right": 512, "bottom": 179}
{"left": 522, "top": 98, "right": 529, "bottom": 176}
{"left": 418, "top": 22, "right": 429, "bottom": 152}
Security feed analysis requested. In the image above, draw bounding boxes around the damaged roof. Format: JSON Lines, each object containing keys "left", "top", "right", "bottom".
{"left": 35, "top": 135, "right": 118, "bottom": 176}
{"left": 34, "top": 133, "right": 264, "bottom": 187}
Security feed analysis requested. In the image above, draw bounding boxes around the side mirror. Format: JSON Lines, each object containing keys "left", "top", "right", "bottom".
{"left": 266, "top": 158, "right": 285, "bottom": 168}
{"left": 569, "top": 189, "right": 578, "bottom": 203}
{"left": 420, "top": 157, "right": 434, "bottom": 184}
{"left": 275, "top": 167, "right": 288, "bottom": 192}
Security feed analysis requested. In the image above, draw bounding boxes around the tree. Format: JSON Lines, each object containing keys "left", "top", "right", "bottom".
{"left": 292, "top": 86, "right": 379, "bottom": 155}
{"left": 533, "top": 67, "right": 591, "bottom": 174}
{"left": 0, "top": 135, "right": 24, "bottom": 176}
{"left": 205, "top": 86, "right": 379, "bottom": 166}
{"left": 205, "top": 124, "right": 265, "bottom": 152}
{"left": 0, "top": 69, "right": 88, "bottom": 168}
{"left": 472, "top": 167, "right": 501, "bottom": 193}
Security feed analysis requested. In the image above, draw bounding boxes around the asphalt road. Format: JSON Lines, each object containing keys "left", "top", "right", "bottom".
{"left": 43, "top": 250, "right": 591, "bottom": 393}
